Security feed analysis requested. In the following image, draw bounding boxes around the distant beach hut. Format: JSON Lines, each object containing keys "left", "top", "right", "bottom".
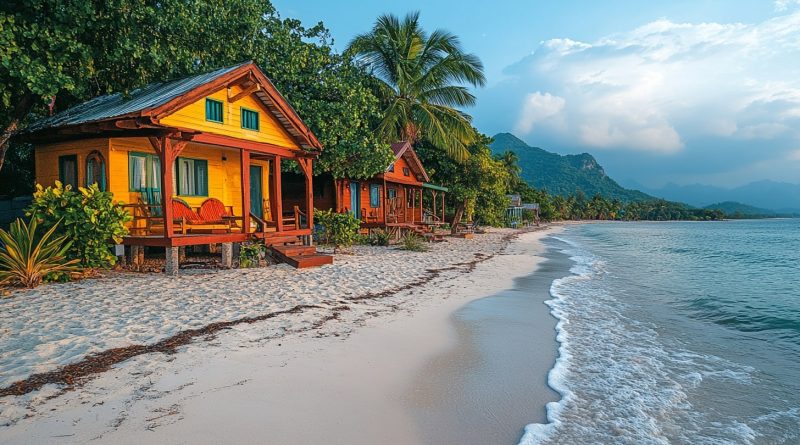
{"left": 316, "top": 141, "right": 449, "bottom": 241}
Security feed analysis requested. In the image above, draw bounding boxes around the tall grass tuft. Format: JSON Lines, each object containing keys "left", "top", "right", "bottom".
{"left": 0, "top": 218, "right": 79, "bottom": 288}
{"left": 400, "top": 232, "right": 428, "bottom": 252}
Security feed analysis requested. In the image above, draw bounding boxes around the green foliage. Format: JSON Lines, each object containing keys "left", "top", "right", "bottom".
{"left": 399, "top": 232, "right": 428, "bottom": 252}
{"left": 238, "top": 241, "right": 265, "bottom": 268}
{"left": 347, "top": 11, "right": 486, "bottom": 161}
{"left": 368, "top": 228, "right": 391, "bottom": 246}
{"left": 26, "top": 182, "right": 131, "bottom": 268}
{"left": 2, "top": 1, "right": 393, "bottom": 190}
{"left": 417, "top": 133, "right": 511, "bottom": 226}
{"left": 0, "top": 218, "right": 79, "bottom": 288}
{"left": 314, "top": 209, "right": 362, "bottom": 252}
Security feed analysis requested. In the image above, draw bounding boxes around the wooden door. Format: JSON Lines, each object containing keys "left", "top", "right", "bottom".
{"left": 250, "top": 165, "right": 263, "bottom": 218}
{"left": 350, "top": 181, "right": 361, "bottom": 219}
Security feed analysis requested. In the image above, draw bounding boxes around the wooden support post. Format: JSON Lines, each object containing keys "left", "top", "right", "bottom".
{"left": 241, "top": 149, "right": 251, "bottom": 235}
{"left": 272, "top": 156, "right": 283, "bottom": 232}
{"left": 303, "top": 159, "right": 313, "bottom": 229}
{"left": 419, "top": 188, "right": 423, "bottom": 222}
{"left": 157, "top": 138, "right": 175, "bottom": 238}
{"left": 382, "top": 178, "right": 388, "bottom": 224}
{"left": 432, "top": 191, "right": 437, "bottom": 222}
{"left": 442, "top": 192, "right": 446, "bottom": 223}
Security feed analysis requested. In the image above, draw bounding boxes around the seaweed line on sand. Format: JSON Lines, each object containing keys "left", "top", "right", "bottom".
{"left": 0, "top": 226, "right": 543, "bottom": 399}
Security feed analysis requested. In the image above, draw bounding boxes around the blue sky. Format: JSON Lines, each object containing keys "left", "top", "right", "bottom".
{"left": 273, "top": 0, "right": 800, "bottom": 187}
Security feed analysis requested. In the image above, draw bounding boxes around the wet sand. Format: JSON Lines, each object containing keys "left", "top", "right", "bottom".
{"left": 409, "top": 244, "right": 569, "bottom": 444}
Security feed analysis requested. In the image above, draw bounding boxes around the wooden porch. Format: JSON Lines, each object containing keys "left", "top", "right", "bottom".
{"left": 120, "top": 133, "right": 316, "bottom": 248}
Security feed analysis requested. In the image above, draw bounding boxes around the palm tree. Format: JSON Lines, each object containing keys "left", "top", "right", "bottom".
{"left": 347, "top": 12, "right": 486, "bottom": 160}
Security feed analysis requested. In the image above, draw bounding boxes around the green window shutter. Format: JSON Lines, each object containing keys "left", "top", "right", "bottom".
{"left": 195, "top": 159, "right": 208, "bottom": 196}
{"left": 206, "top": 98, "right": 224, "bottom": 123}
{"left": 241, "top": 108, "right": 259, "bottom": 131}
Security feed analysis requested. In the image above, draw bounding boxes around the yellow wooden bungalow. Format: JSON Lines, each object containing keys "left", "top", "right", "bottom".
{"left": 22, "top": 61, "right": 332, "bottom": 273}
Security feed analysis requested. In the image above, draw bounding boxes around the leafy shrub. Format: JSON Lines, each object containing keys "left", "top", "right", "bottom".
{"left": 368, "top": 228, "right": 391, "bottom": 246}
{"left": 0, "top": 218, "right": 80, "bottom": 288}
{"left": 239, "top": 241, "right": 265, "bottom": 268}
{"left": 400, "top": 232, "right": 428, "bottom": 252}
{"left": 314, "top": 209, "right": 361, "bottom": 253}
{"left": 26, "top": 182, "right": 131, "bottom": 268}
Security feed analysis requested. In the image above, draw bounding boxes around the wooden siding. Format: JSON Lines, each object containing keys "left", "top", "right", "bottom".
{"left": 36, "top": 137, "right": 271, "bottom": 235}
{"left": 385, "top": 156, "right": 423, "bottom": 186}
{"left": 34, "top": 138, "right": 110, "bottom": 189}
{"left": 334, "top": 178, "right": 423, "bottom": 225}
{"left": 106, "top": 138, "right": 270, "bottom": 216}
{"left": 159, "top": 86, "right": 300, "bottom": 149}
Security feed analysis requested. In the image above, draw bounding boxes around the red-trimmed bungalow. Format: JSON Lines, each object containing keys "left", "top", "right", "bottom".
{"left": 22, "top": 61, "right": 332, "bottom": 272}
{"left": 316, "top": 142, "right": 448, "bottom": 237}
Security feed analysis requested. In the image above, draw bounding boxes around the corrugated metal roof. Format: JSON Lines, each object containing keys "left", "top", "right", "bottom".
{"left": 422, "top": 183, "right": 448, "bottom": 192}
{"left": 27, "top": 62, "right": 251, "bottom": 132}
{"left": 390, "top": 141, "right": 410, "bottom": 156}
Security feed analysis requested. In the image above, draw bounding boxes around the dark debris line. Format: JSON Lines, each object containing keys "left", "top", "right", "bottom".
{"left": 0, "top": 228, "right": 536, "bottom": 399}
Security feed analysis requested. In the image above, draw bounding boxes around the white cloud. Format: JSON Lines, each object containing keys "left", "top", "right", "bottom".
{"left": 775, "top": 0, "right": 800, "bottom": 12}
{"left": 514, "top": 92, "right": 565, "bottom": 134}
{"left": 788, "top": 149, "right": 800, "bottom": 161}
{"left": 494, "top": 11, "right": 800, "bottom": 155}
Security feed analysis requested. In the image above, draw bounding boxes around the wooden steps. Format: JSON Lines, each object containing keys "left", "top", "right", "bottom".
{"left": 410, "top": 225, "right": 446, "bottom": 243}
{"left": 269, "top": 241, "right": 333, "bottom": 269}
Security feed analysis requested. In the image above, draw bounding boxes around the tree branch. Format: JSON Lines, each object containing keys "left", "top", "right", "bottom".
{"left": 0, "top": 94, "right": 38, "bottom": 173}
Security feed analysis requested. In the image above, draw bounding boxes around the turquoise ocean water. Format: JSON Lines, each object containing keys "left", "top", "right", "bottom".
{"left": 522, "top": 220, "right": 800, "bottom": 445}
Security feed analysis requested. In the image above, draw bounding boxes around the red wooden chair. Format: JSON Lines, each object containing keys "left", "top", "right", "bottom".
{"left": 198, "top": 198, "right": 231, "bottom": 223}
{"left": 199, "top": 198, "right": 242, "bottom": 231}
{"left": 170, "top": 198, "right": 200, "bottom": 234}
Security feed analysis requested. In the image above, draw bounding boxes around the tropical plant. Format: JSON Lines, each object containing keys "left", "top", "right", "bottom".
{"left": 1, "top": 1, "right": 396, "bottom": 194}
{"left": 238, "top": 241, "right": 265, "bottom": 268}
{"left": 368, "top": 228, "right": 391, "bottom": 246}
{"left": 347, "top": 11, "right": 486, "bottom": 161}
{"left": 399, "top": 232, "right": 428, "bottom": 252}
{"left": 26, "top": 182, "right": 131, "bottom": 268}
{"left": 0, "top": 218, "right": 79, "bottom": 288}
{"left": 417, "top": 133, "right": 511, "bottom": 231}
{"left": 314, "top": 209, "right": 362, "bottom": 253}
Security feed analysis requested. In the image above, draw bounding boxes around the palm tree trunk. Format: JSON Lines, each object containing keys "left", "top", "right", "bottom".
{"left": 451, "top": 199, "right": 467, "bottom": 234}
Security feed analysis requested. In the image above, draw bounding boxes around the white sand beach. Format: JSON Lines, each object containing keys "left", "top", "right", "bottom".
{"left": 0, "top": 226, "right": 561, "bottom": 444}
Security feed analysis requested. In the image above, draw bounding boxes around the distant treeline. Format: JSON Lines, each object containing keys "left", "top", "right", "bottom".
{"left": 518, "top": 187, "right": 726, "bottom": 222}
{"left": 496, "top": 151, "right": 725, "bottom": 222}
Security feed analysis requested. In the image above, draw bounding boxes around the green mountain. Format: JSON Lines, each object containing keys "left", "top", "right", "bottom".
{"left": 703, "top": 201, "right": 778, "bottom": 217}
{"left": 490, "top": 132, "right": 653, "bottom": 202}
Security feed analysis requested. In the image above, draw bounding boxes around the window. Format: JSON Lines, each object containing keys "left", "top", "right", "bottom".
{"left": 387, "top": 188, "right": 397, "bottom": 200}
{"left": 387, "top": 163, "right": 395, "bottom": 172}
{"left": 85, "top": 151, "right": 107, "bottom": 191}
{"left": 174, "top": 157, "right": 208, "bottom": 196}
{"left": 369, "top": 184, "right": 381, "bottom": 208}
{"left": 205, "top": 98, "right": 224, "bottom": 123}
{"left": 403, "top": 167, "right": 410, "bottom": 176}
{"left": 241, "top": 108, "right": 259, "bottom": 131}
{"left": 58, "top": 155, "right": 78, "bottom": 188}
{"left": 129, "top": 152, "right": 161, "bottom": 192}
{"left": 407, "top": 188, "right": 414, "bottom": 208}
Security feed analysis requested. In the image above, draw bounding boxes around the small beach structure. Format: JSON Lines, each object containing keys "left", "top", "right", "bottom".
{"left": 22, "top": 61, "right": 332, "bottom": 272}
{"left": 316, "top": 141, "right": 448, "bottom": 240}
{"left": 506, "top": 194, "right": 540, "bottom": 227}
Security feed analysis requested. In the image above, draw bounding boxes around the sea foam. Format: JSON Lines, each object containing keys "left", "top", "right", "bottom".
{"left": 519, "top": 232, "right": 765, "bottom": 445}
